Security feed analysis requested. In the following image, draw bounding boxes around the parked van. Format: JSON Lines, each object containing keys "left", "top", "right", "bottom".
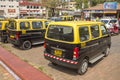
{"left": 44, "top": 21, "right": 111, "bottom": 75}
{"left": 0, "top": 20, "right": 9, "bottom": 43}
{"left": 8, "top": 19, "right": 49, "bottom": 50}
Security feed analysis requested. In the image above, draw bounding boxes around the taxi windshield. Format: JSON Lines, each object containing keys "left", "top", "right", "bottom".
{"left": 47, "top": 25, "right": 74, "bottom": 42}
{"left": 101, "top": 20, "right": 108, "bottom": 24}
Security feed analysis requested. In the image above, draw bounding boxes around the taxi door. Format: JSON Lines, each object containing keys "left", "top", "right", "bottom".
{"left": 88, "top": 25, "right": 103, "bottom": 60}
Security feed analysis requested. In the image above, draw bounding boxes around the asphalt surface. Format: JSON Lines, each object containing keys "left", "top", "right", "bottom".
{"left": 0, "top": 34, "right": 120, "bottom": 80}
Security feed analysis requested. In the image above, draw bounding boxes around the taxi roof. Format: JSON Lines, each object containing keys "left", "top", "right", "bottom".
{"left": 48, "top": 21, "right": 103, "bottom": 27}
{"left": 0, "top": 20, "right": 9, "bottom": 22}
{"left": 10, "top": 19, "right": 48, "bottom": 22}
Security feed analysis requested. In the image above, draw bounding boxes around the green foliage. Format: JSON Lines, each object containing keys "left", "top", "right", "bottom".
{"left": 28, "top": 0, "right": 33, "bottom": 1}
{"left": 75, "top": 0, "right": 120, "bottom": 9}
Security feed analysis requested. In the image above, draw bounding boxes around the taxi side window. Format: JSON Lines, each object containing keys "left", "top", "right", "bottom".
{"left": 32, "top": 21, "right": 43, "bottom": 29}
{"left": 68, "top": 17, "right": 71, "bottom": 21}
{"left": 20, "top": 22, "right": 30, "bottom": 30}
{"left": 100, "top": 25, "right": 107, "bottom": 35}
{"left": 79, "top": 27, "right": 89, "bottom": 41}
{"left": 0, "top": 22, "right": 2, "bottom": 29}
{"left": 45, "top": 21, "right": 49, "bottom": 28}
{"left": 5, "top": 23, "right": 9, "bottom": 29}
{"left": 9, "top": 22, "right": 16, "bottom": 30}
{"left": 90, "top": 25, "right": 100, "bottom": 38}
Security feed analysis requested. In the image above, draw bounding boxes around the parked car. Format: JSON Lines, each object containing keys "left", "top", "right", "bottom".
{"left": 0, "top": 20, "right": 9, "bottom": 43}
{"left": 44, "top": 21, "right": 111, "bottom": 75}
{"left": 7, "top": 19, "right": 50, "bottom": 50}
{"left": 101, "top": 18, "right": 120, "bottom": 34}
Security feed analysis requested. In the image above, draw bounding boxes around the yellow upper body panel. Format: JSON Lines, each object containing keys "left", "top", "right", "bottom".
{"left": 0, "top": 21, "right": 9, "bottom": 30}
{"left": 8, "top": 19, "right": 49, "bottom": 31}
{"left": 12, "top": 19, "right": 48, "bottom": 22}
{"left": 48, "top": 21, "right": 103, "bottom": 28}
{"left": 45, "top": 21, "right": 106, "bottom": 44}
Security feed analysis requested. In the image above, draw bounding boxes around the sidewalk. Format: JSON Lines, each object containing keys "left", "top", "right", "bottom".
{"left": 0, "top": 46, "right": 52, "bottom": 80}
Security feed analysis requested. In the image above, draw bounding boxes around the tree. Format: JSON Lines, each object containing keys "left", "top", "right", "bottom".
{"left": 75, "top": 0, "right": 120, "bottom": 9}
{"left": 41, "top": 0, "right": 67, "bottom": 17}
{"left": 75, "top": 0, "right": 88, "bottom": 9}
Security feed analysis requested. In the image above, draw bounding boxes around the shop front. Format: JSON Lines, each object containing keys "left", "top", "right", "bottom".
{"left": 83, "top": 2, "right": 120, "bottom": 21}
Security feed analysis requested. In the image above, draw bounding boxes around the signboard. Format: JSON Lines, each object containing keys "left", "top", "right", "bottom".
{"left": 8, "top": 9, "right": 16, "bottom": 13}
{"left": 104, "top": 11, "right": 117, "bottom": 14}
{"left": 103, "top": 2, "right": 117, "bottom": 9}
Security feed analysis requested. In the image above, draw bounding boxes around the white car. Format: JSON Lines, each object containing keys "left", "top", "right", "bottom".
{"left": 101, "top": 18, "right": 120, "bottom": 29}
{"left": 101, "top": 18, "right": 120, "bottom": 34}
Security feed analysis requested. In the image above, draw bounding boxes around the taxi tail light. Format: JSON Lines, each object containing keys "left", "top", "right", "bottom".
{"left": 16, "top": 32, "right": 20, "bottom": 40}
{"left": 73, "top": 47, "right": 79, "bottom": 60}
{"left": 44, "top": 40, "right": 46, "bottom": 48}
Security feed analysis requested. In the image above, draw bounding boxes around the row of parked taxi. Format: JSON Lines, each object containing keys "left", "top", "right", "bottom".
{"left": 0, "top": 17, "right": 111, "bottom": 75}
{"left": 0, "top": 18, "right": 49, "bottom": 49}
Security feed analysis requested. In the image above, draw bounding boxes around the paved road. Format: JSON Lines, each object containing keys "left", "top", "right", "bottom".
{"left": 0, "top": 35, "right": 120, "bottom": 80}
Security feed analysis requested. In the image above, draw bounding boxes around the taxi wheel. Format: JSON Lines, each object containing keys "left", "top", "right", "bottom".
{"left": 3, "top": 39, "right": 8, "bottom": 43}
{"left": 104, "top": 47, "right": 110, "bottom": 57}
{"left": 77, "top": 59, "right": 88, "bottom": 75}
{"left": 51, "top": 62, "right": 57, "bottom": 66}
{"left": 21, "top": 40, "right": 32, "bottom": 50}
{"left": 13, "top": 44, "right": 19, "bottom": 47}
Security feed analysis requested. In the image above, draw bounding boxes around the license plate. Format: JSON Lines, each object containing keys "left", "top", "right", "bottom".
{"left": 54, "top": 50, "right": 62, "bottom": 57}
{"left": 10, "top": 35, "right": 15, "bottom": 38}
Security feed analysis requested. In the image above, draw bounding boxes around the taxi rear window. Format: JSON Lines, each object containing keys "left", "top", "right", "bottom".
{"left": 47, "top": 25, "right": 73, "bottom": 42}
{"left": 0, "top": 22, "right": 2, "bottom": 29}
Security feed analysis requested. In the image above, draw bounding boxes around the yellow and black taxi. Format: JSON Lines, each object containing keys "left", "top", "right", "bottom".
{"left": 7, "top": 19, "right": 49, "bottom": 50}
{"left": 0, "top": 20, "right": 9, "bottom": 43}
{"left": 60, "top": 16, "right": 74, "bottom": 21}
{"left": 44, "top": 21, "right": 111, "bottom": 75}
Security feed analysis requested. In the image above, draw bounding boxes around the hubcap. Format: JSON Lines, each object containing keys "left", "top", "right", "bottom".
{"left": 23, "top": 41, "right": 31, "bottom": 49}
{"left": 106, "top": 48, "right": 110, "bottom": 55}
{"left": 81, "top": 61, "right": 88, "bottom": 73}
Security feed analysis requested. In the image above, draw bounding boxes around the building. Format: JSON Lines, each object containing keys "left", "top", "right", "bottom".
{"left": 84, "top": 3, "right": 120, "bottom": 20}
{"left": 19, "top": 0, "right": 46, "bottom": 18}
{"left": 64, "top": 1, "right": 76, "bottom": 11}
{"left": 0, "top": 0, "right": 19, "bottom": 18}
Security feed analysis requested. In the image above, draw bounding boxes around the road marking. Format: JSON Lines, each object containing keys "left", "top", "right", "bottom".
{"left": 0, "top": 61, "right": 21, "bottom": 80}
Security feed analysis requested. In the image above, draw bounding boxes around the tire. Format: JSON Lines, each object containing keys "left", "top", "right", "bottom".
{"left": 13, "top": 44, "right": 19, "bottom": 47}
{"left": 51, "top": 62, "right": 57, "bottom": 66}
{"left": 104, "top": 47, "right": 110, "bottom": 57}
{"left": 20, "top": 40, "right": 32, "bottom": 50}
{"left": 77, "top": 59, "right": 88, "bottom": 75}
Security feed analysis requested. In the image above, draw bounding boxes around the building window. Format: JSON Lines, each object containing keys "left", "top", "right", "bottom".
{"left": 27, "top": 6, "right": 29, "bottom": 9}
{"left": 34, "top": 6, "right": 36, "bottom": 9}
